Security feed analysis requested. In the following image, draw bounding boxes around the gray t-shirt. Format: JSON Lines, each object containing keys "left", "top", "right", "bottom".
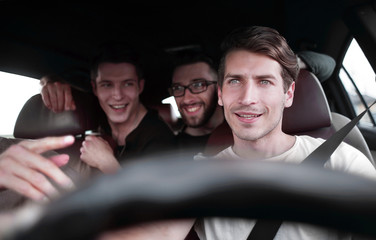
{"left": 194, "top": 135, "right": 376, "bottom": 240}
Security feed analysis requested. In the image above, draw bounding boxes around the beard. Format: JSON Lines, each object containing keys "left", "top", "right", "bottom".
{"left": 180, "top": 94, "right": 218, "bottom": 128}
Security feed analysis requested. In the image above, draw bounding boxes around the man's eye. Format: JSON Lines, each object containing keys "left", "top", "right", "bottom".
{"left": 173, "top": 86, "right": 184, "bottom": 91}
{"left": 228, "top": 79, "right": 240, "bottom": 85}
{"left": 192, "top": 82, "right": 205, "bottom": 89}
{"left": 99, "top": 83, "right": 111, "bottom": 88}
{"left": 260, "top": 80, "right": 271, "bottom": 85}
{"left": 124, "top": 82, "right": 134, "bottom": 87}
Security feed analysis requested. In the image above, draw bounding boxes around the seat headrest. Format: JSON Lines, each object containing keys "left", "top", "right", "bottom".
{"left": 13, "top": 92, "right": 100, "bottom": 139}
{"left": 282, "top": 69, "right": 332, "bottom": 134}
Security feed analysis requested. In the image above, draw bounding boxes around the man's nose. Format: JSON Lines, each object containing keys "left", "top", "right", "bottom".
{"left": 181, "top": 88, "right": 197, "bottom": 102}
{"left": 238, "top": 83, "right": 259, "bottom": 105}
{"left": 112, "top": 87, "right": 123, "bottom": 100}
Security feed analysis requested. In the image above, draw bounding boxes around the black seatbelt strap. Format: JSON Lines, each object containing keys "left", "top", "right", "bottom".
{"left": 301, "top": 102, "right": 375, "bottom": 166}
{"left": 247, "top": 101, "right": 376, "bottom": 240}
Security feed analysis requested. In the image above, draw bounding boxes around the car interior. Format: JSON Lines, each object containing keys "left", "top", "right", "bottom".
{"left": 1, "top": 0, "right": 376, "bottom": 239}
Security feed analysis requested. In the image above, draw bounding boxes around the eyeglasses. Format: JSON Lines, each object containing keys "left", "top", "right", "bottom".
{"left": 168, "top": 80, "right": 217, "bottom": 97}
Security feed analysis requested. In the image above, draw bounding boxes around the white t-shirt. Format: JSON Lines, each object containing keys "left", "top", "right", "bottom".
{"left": 194, "top": 135, "right": 376, "bottom": 240}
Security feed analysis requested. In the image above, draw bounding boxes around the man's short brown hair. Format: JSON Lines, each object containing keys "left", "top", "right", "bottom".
{"left": 218, "top": 26, "right": 299, "bottom": 92}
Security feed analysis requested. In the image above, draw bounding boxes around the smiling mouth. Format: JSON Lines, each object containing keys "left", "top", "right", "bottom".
{"left": 236, "top": 113, "right": 262, "bottom": 119}
{"left": 110, "top": 104, "right": 127, "bottom": 109}
{"left": 182, "top": 103, "right": 202, "bottom": 114}
{"left": 186, "top": 106, "right": 200, "bottom": 112}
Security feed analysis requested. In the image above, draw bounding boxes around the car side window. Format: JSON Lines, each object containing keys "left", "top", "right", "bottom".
{"left": 339, "top": 38, "right": 376, "bottom": 126}
{"left": 0, "top": 72, "right": 40, "bottom": 137}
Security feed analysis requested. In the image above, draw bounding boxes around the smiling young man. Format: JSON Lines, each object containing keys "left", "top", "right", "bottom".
{"left": 191, "top": 26, "right": 376, "bottom": 240}
{"left": 218, "top": 45, "right": 296, "bottom": 160}
{"left": 169, "top": 52, "right": 224, "bottom": 153}
{"left": 41, "top": 44, "right": 176, "bottom": 174}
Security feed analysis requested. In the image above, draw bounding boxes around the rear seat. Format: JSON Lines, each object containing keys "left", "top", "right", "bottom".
{"left": 13, "top": 90, "right": 101, "bottom": 179}
{"left": 12, "top": 90, "right": 181, "bottom": 175}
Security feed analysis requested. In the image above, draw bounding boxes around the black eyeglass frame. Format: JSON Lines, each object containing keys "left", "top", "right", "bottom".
{"left": 168, "top": 80, "right": 217, "bottom": 97}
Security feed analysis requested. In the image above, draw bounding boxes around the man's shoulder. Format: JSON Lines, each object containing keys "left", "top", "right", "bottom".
{"left": 297, "top": 135, "right": 366, "bottom": 158}
{"left": 295, "top": 135, "right": 326, "bottom": 149}
{"left": 194, "top": 146, "right": 235, "bottom": 161}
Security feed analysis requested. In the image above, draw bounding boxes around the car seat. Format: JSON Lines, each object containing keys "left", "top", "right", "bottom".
{"left": 13, "top": 90, "right": 102, "bottom": 180}
{"left": 12, "top": 90, "right": 180, "bottom": 180}
{"left": 204, "top": 69, "right": 375, "bottom": 165}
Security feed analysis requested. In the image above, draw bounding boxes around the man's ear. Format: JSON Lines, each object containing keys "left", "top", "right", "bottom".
{"left": 218, "top": 85, "right": 223, "bottom": 106}
{"left": 138, "top": 79, "right": 145, "bottom": 94}
{"left": 91, "top": 81, "right": 97, "bottom": 96}
{"left": 284, "top": 81, "right": 295, "bottom": 108}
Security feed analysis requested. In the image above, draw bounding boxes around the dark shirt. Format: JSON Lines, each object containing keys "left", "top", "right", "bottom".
{"left": 176, "top": 121, "right": 233, "bottom": 158}
{"left": 114, "top": 109, "right": 176, "bottom": 162}
{"left": 176, "top": 130, "right": 211, "bottom": 155}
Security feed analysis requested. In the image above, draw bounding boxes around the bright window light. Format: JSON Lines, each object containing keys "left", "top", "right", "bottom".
{"left": 0, "top": 71, "right": 41, "bottom": 137}
{"left": 162, "top": 96, "right": 181, "bottom": 118}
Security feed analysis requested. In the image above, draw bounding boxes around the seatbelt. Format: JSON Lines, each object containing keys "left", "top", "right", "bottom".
{"left": 247, "top": 101, "right": 376, "bottom": 240}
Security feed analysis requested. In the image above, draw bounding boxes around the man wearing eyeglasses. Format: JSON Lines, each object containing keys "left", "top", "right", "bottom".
{"left": 168, "top": 51, "right": 224, "bottom": 154}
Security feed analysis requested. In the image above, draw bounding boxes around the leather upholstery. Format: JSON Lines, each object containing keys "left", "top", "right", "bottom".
{"left": 282, "top": 70, "right": 331, "bottom": 133}
{"left": 13, "top": 91, "right": 100, "bottom": 139}
{"left": 13, "top": 91, "right": 102, "bottom": 180}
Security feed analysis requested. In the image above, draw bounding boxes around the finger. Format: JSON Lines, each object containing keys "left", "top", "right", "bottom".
{"left": 6, "top": 145, "right": 75, "bottom": 191}
{"left": 0, "top": 173, "right": 48, "bottom": 202}
{"left": 49, "top": 154, "right": 70, "bottom": 167}
{"left": 54, "top": 82, "right": 65, "bottom": 112}
{"left": 1, "top": 159, "right": 59, "bottom": 200}
{"left": 19, "top": 135, "right": 75, "bottom": 155}
{"left": 64, "top": 85, "right": 76, "bottom": 111}
{"left": 46, "top": 82, "right": 59, "bottom": 112}
{"left": 41, "top": 86, "right": 52, "bottom": 109}
{"left": 0, "top": 156, "right": 52, "bottom": 202}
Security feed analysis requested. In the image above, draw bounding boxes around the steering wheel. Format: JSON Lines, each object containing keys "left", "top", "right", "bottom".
{"left": 5, "top": 154, "right": 376, "bottom": 240}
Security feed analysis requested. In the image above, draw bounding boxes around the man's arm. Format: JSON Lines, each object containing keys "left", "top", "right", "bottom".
{"left": 0, "top": 136, "right": 76, "bottom": 202}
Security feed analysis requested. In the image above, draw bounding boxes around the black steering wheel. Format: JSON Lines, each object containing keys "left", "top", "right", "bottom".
{"left": 5, "top": 153, "right": 376, "bottom": 240}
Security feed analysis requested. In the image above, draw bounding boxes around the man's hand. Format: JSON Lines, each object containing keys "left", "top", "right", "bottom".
{"left": 80, "top": 136, "right": 120, "bottom": 174}
{"left": 40, "top": 76, "right": 76, "bottom": 113}
{"left": 0, "top": 136, "right": 76, "bottom": 202}
{"left": 97, "top": 219, "right": 195, "bottom": 240}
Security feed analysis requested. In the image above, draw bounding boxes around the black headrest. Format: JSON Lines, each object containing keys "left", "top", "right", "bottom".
{"left": 13, "top": 92, "right": 100, "bottom": 139}
{"left": 282, "top": 69, "right": 332, "bottom": 134}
